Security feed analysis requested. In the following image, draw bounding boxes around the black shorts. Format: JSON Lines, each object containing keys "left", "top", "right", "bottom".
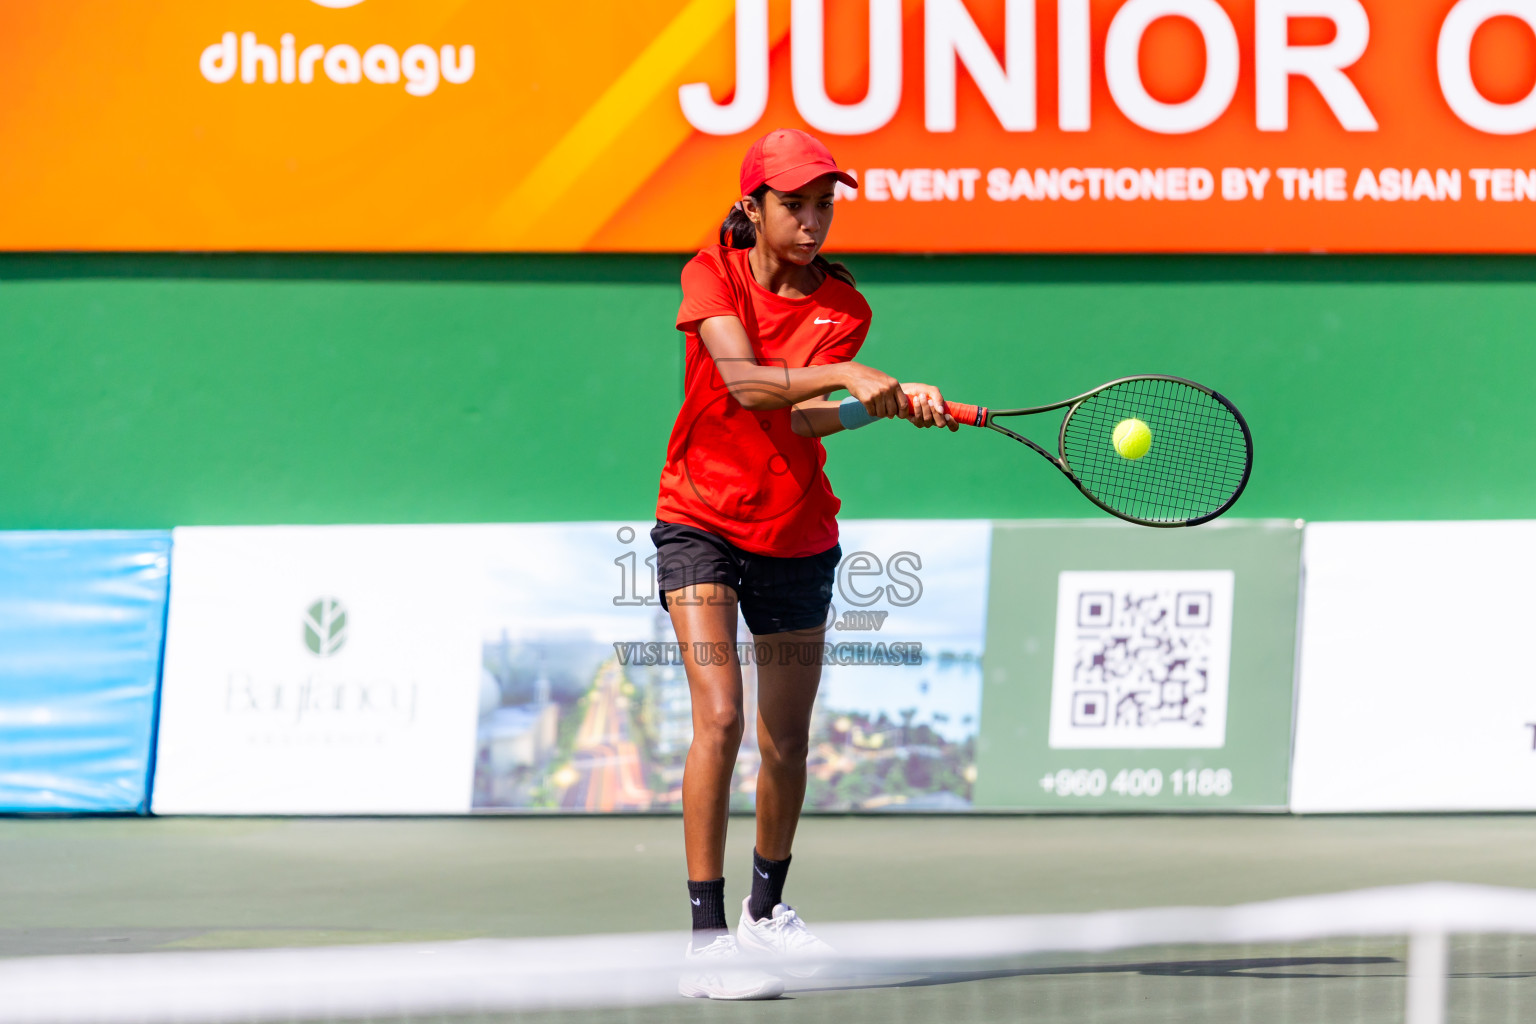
{"left": 651, "top": 521, "right": 840, "bottom": 636}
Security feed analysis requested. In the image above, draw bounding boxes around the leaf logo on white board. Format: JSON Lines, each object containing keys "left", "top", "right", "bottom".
{"left": 303, "top": 598, "right": 348, "bottom": 658}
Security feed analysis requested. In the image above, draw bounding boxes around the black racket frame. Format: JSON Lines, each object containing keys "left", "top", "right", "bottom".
{"left": 977, "top": 374, "right": 1254, "bottom": 528}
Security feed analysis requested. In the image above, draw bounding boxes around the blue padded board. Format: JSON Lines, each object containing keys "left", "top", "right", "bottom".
{"left": 0, "top": 532, "right": 171, "bottom": 812}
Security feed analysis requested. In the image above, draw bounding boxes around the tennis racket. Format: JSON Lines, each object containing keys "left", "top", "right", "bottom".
{"left": 841, "top": 375, "right": 1252, "bottom": 527}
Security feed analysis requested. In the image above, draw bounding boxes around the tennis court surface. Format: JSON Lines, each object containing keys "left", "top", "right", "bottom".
{"left": 6, "top": 814, "right": 1536, "bottom": 1023}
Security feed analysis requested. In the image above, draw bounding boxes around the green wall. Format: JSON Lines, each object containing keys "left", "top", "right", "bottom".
{"left": 0, "top": 254, "right": 1529, "bottom": 528}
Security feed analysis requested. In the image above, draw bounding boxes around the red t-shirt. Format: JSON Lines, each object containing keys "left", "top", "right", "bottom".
{"left": 657, "top": 245, "right": 872, "bottom": 558}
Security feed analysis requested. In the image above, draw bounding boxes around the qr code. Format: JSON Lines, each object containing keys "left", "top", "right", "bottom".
{"left": 1047, "top": 571, "right": 1234, "bottom": 749}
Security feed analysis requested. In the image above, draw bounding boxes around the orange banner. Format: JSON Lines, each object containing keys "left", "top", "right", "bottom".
{"left": 3, "top": 0, "right": 1536, "bottom": 251}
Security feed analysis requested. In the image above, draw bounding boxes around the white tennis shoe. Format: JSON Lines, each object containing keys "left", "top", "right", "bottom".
{"left": 735, "top": 897, "right": 835, "bottom": 977}
{"left": 677, "top": 933, "right": 785, "bottom": 1000}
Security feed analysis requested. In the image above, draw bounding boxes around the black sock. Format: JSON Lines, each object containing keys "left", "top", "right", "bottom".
{"left": 687, "top": 878, "right": 727, "bottom": 946}
{"left": 747, "top": 850, "right": 791, "bottom": 922}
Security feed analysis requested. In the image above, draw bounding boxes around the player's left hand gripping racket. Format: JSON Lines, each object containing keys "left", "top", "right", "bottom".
{"left": 841, "top": 375, "right": 1253, "bottom": 527}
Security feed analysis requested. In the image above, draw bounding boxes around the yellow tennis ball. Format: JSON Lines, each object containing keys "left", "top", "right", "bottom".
{"left": 1112, "top": 418, "right": 1152, "bottom": 460}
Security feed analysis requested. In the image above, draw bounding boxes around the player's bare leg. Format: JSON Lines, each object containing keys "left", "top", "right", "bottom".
{"left": 737, "top": 622, "right": 835, "bottom": 971}
{"left": 753, "top": 624, "right": 825, "bottom": 860}
{"left": 668, "top": 582, "right": 744, "bottom": 881}
{"left": 669, "top": 583, "right": 784, "bottom": 1000}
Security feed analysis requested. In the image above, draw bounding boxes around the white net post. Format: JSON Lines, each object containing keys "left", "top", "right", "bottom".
{"left": 1405, "top": 930, "right": 1448, "bottom": 1024}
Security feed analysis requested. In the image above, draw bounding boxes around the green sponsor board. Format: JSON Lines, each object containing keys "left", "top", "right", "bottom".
{"left": 975, "top": 520, "right": 1302, "bottom": 811}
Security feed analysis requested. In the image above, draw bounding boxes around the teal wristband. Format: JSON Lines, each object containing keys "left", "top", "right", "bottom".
{"left": 838, "top": 396, "right": 877, "bottom": 431}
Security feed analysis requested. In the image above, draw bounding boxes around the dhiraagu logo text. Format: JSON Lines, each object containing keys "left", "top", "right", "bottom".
{"left": 304, "top": 597, "right": 348, "bottom": 658}
{"left": 200, "top": 25, "right": 473, "bottom": 96}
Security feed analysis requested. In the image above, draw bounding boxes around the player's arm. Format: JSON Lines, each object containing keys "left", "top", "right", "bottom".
{"left": 787, "top": 398, "right": 845, "bottom": 438}
{"left": 789, "top": 389, "right": 958, "bottom": 437}
{"left": 698, "top": 316, "right": 907, "bottom": 417}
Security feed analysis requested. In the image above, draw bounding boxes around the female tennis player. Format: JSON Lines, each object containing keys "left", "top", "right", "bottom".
{"left": 656, "top": 128, "right": 957, "bottom": 1000}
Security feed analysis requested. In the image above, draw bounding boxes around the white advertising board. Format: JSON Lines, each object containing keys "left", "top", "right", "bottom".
{"left": 153, "top": 526, "right": 487, "bottom": 814}
{"left": 1291, "top": 521, "right": 1536, "bottom": 813}
{"left": 154, "top": 520, "right": 993, "bottom": 814}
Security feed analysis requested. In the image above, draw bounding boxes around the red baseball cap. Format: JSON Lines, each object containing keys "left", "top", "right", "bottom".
{"left": 740, "top": 128, "right": 857, "bottom": 196}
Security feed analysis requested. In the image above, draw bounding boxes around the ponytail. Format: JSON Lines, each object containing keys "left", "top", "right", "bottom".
{"left": 720, "top": 184, "right": 769, "bottom": 250}
{"left": 814, "top": 254, "right": 856, "bottom": 287}
{"left": 719, "top": 183, "right": 856, "bottom": 287}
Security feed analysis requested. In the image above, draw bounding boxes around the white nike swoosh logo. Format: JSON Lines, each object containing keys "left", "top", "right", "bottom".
{"left": 755, "top": 867, "right": 770, "bottom": 878}
{"left": 814, "top": 317, "right": 841, "bottom": 325}
{"left": 691, "top": 897, "right": 701, "bottom": 905}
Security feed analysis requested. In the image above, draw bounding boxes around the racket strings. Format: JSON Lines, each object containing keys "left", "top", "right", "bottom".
{"left": 1060, "top": 378, "right": 1250, "bottom": 524}
{"left": 1077, "top": 385, "right": 1245, "bottom": 520}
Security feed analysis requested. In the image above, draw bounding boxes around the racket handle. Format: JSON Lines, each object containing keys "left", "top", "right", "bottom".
{"left": 840, "top": 396, "right": 988, "bottom": 429}
{"left": 943, "top": 401, "right": 988, "bottom": 427}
